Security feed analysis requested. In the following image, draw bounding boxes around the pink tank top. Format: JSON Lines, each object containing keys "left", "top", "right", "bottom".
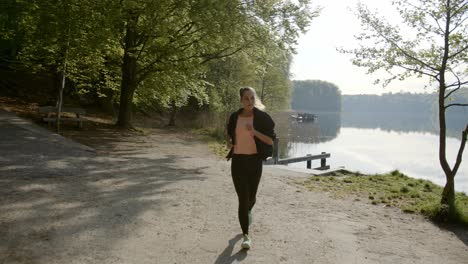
{"left": 234, "top": 116, "right": 257, "bottom": 155}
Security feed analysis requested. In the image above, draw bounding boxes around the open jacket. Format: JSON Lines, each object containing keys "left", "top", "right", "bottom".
{"left": 226, "top": 107, "right": 276, "bottom": 161}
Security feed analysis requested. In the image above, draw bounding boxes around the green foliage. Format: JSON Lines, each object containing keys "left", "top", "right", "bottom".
{"left": 302, "top": 172, "right": 468, "bottom": 226}
{"left": 1, "top": 0, "right": 122, "bottom": 103}
{"left": 2, "top": 0, "right": 320, "bottom": 127}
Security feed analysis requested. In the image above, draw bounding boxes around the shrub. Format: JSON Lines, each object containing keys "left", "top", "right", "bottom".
{"left": 400, "top": 186, "right": 410, "bottom": 193}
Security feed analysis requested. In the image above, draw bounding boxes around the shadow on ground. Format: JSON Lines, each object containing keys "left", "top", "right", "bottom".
{"left": 440, "top": 224, "right": 468, "bottom": 247}
{"left": 214, "top": 234, "right": 247, "bottom": 264}
{"left": 0, "top": 121, "right": 208, "bottom": 262}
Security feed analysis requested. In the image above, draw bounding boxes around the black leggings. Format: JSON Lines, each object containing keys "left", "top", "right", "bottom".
{"left": 231, "top": 154, "right": 263, "bottom": 235}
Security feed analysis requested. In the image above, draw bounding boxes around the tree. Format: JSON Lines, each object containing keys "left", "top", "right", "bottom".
{"left": 341, "top": 0, "right": 468, "bottom": 214}
{"left": 3, "top": 0, "right": 318, "bottom": 129}
{"left": 116, "top": 0, "right": 257, "bottom": 128}
{"left": 292, "top": 80, "right": 341, "bottom": 112}
{"left": 1, "top": 0, "right": 121, "bottom": 132}
{"left": 115, "top": 0, "right": 318, "bottom": 128}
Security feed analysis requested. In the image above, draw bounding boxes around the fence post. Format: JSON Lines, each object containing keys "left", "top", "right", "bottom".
{"left": 321, "top": 152, "right": 327, "bottom": 169}
{"left": 273, "top": 138, "right": 279, "bottom": 164}
{"left": 306, "top": 154, "right": 311, "bottom": 169}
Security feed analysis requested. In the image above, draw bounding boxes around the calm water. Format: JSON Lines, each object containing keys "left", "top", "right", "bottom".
{"left": 272, "top": 111, "right": 468, "bottom": 193}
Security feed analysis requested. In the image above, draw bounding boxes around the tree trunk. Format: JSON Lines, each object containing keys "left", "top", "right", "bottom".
{"left": 168, "top": 100, "right": 177, "bottom": 126}
{"left": 56, "top": 25, "right": 70, "bottom": 134}
{"left": 441, "top": 124, "right": 468, "bottom": 208}
{"left": 441, "top": 175, "right": 455, "bottom": 207}
{"left": 438, "top": 3, "right": 456, "bottom": 211}
{"left": 56, "top": 70, "right": 65, "bottom": 133}
{"left": 438, "top": 80, "right": 456, "bottom": 210}
{"left": 259, "top": 64, "right": 269, "bottom": 102}
{"left": 116, "top": 14, "right": 139, "bottom": 129}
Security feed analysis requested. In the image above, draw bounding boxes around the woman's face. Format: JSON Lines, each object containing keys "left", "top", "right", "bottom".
{"left": 241, "top": 90, "right": 255, "bottom": 111}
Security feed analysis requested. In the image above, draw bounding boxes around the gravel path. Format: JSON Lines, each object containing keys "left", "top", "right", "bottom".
{"left": 1, "top": 110, "right": 467, "bottom": 264}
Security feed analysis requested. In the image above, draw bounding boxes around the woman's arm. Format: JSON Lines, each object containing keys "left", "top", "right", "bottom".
{"left": 225, "top": 116, "right": 235, "bottom": 149}
{"left": 225, "top": 134, "right": 233, "bottom": 149}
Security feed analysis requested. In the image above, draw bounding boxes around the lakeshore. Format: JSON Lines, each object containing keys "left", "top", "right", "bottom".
{"left": 1, "top": 109, "right": 467, "bottom": 263}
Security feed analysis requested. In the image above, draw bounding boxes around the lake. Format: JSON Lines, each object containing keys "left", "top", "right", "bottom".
{"left": 271, "top": 111, "right": 468, "bottom": 193}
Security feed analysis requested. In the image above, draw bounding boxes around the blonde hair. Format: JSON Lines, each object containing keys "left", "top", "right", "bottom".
{"left": 239, "top": 87, "right": 265, "bottom": 110}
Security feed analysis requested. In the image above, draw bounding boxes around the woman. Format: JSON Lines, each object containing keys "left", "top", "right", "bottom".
{"left": 225, "top": 87, "right": 276, "bottom": 250}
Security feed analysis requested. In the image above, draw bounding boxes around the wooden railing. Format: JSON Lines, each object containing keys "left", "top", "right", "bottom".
{"left": 268, "top": 138, "right": 330, "bottom": 170}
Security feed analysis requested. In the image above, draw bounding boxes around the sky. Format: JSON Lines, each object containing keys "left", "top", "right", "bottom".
{"left": 291, "top": 0, "right": 434, "bottom": 95}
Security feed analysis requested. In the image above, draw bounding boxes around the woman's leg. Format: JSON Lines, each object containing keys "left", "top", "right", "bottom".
{"left": 248, "top": 156, "right": 263, "bottom": 211}
{"left": 231, "top": 156, "right": 250, "bottom": 235}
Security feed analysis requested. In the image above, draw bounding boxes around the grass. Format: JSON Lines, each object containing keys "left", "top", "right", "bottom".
{"left": 191, "top": 127, "right": 229, "bottom": 158}
{"left": 301, "top": 170, "right": 468, "bottom": 226}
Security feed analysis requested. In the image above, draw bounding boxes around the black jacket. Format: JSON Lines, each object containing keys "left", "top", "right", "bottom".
{"left": 226, "top": 107, "right": 276, "bottom": 160}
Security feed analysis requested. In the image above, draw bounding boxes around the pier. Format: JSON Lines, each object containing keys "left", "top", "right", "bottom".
{"left": 267, "top": 138, "right": 330, "bottom": 170}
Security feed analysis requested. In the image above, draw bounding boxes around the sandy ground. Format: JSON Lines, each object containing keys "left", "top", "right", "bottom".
{"left": 0, "top": 110, "right": 467, "bottom": 264}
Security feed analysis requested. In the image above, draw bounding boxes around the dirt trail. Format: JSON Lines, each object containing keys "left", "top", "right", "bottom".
{"left": 0, "top": 111, "right": 467, "bottom": 263}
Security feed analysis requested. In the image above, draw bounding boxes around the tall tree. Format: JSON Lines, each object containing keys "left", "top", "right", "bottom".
{"left": 116, "top": 0, "right": 252, "bottom": 128}
{"left": 2, "top": 0, "right": 121, "bottom": 130}
{"left": 340, "top": 0, "right": 468, "bottom": 213}
{"left": 116, "top": 0, "right": 318, "bottom": 128}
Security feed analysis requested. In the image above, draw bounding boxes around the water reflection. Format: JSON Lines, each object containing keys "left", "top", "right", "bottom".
{"left": 272, "top": 112, "right": 341, "bottom": 158}
{"left": 270, "top": 111, "right": 468, "bottom": 192}
{"left": 272, "top": 111, "right": 467, "bottom": 144}
{"left": 342, "top": 111, "right": 466, "bottom": 139}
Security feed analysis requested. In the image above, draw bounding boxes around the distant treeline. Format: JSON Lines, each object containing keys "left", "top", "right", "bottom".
{"left": 342, "top": 93, "right": 434, "bottom": 113}
{"left": 342, "top": 91, "right": 468, "bottom": 116}
{"left": 291, "top": 80, "right": 341, "bottom": 112}
{"left": 290, "top": 79, "right": 467, "bottom": 117}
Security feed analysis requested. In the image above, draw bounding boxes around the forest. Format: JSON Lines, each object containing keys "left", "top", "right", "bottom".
{"left": 0, "top": 0, "right": 318, "bottom": 128}
{"left": 291, "top": 80, "right": 341, "bottom": 112}
{"left": 342, "top": 91, "right": 468, "bottom": 116}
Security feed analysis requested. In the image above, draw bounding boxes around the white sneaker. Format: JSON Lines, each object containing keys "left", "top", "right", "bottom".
{"left": 241, "top": 234, "right": 251, "bottom": 249}
{"left": 248, "top": 211, "right": 252, "bottom": 226}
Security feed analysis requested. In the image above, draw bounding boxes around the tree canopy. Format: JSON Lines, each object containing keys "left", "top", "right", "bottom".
{"left": 0, "top": 0, "right": 319, "bottom": 127}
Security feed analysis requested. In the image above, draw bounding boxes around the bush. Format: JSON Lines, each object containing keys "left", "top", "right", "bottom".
{"left": 400, "top": 186, "right": 410, "bottom": 193}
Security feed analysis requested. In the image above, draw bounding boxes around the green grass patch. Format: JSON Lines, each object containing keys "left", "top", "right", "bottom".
{"left": 301, "top": 170, "right": 468, "bottom": 226}
{"left": 191, "top": 127, "right": 229, "bottom": 158}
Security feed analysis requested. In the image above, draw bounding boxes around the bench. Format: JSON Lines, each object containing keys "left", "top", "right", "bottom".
{"left": 38, "top": 106, "right": 86, "bottom": 128}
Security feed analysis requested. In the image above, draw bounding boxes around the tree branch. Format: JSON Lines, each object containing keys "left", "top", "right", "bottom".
{"left": 136, "top": 64, "right": 163, "bottom": 86}
{"left": 428, "top": 12, "right": 445, "bottom": 34}
{"left": 394, "top": 63, "right": 438, "bottom": 79}
{"left": 447, "top": 80, "right": 468, "bottom": 88}
{"left": 386, "top": 37, "right": 439, "bottom": 72}
{"left": 448, "top": 44, "right": 468, "bottom": 59}
{"left": 449, "top": 15, "right": 468, "bottom": 34}
{"left": 135, "top": 36, "right": 149, "bottom": 61}
{"left": 450, "top": 1, "right": 468, "bottom": 19}
{"left": 451, "top": 123, "right": 468, "bottom": 177}
{"left": 362, "top": 5, "right": 439, "bottom": 72}
{"left": 444, "top": 87, "right": 461, "bottom": 99}
{"left": 445, "top": 103, "right": 468, "bottom": 109}
{"left": 200, "top": 42, "right": 253, "bottom": 64}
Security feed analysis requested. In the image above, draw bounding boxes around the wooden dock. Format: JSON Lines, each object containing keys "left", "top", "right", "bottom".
{"left": 266, "top": 138, "right": 331, "bottom": 170}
